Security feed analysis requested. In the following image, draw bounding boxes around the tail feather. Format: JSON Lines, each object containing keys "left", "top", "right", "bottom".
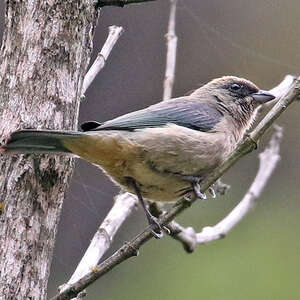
{"left": 2, "top": 129, "right": 84, "bottom": 154}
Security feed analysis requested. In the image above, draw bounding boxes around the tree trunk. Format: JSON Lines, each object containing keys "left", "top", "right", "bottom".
{"left": 0, "top": 1, "right": 99, "bottom": 299}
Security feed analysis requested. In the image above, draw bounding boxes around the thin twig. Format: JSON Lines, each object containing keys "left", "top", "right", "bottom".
{"left": 59, "top": 193, "right": 137, "bottom": 295}
{"left": 81, "top": 26, "right": 124, "bottom": 96}
{"left": 51, "top": 76, "right": 300, "bottom": 300}
{"left": 96, "top": 0, "right": 156, "bottom": 8}
{"left": 163, "top": 0, "right": 178, "bottom": 100}
{"left": 61, "top": 25, "right": 124, "bottom": 300}
{"left": 259, "top": 74, "right": 296, "bottom": 114}
{"left": 269, "top": 75, "right": 295, "bottom": 100}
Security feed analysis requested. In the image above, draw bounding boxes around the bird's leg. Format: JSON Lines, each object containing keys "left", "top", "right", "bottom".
{"left": 126, "top": 177, "right": 163, "bottom": 239}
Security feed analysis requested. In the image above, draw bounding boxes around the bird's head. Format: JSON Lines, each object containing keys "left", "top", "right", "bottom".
{"left": 192, "top": 76, "right": 275, "bottom": 128}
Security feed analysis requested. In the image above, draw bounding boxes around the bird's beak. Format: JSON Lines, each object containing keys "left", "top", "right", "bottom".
{"left": 251, "top": 90, "right": 275, "bottom": 104}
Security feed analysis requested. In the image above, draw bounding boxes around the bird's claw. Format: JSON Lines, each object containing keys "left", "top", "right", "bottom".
{"left": 163, "top": 226, "right": 171, "bottom": 235}
{"left": 208, "top": 187, "right": 216, "bottom": 198}
{"left": 151, "top": 229, "right": 163, "bottom": 239}
{"left": 193, "top": 182, "right": 207, "bottom": 200}
{"left": 147, "top": 215, "right": 164, "bottom": 239}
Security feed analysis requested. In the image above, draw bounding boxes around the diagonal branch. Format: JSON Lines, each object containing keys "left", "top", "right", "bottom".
{"left": 56, "top": 25, "right": 124, "bottom": 300}
{"left": 96, "top": 0, "right": 156, "bottom": 8}
{"left": 59, "top": 26, "right": 126, "bottom": 299}
{"left": 163, "top": 0, "right": 178, "bottom": 100}
{"left": 81, "top": 25, "right": 124, "bottom": 96}
{"left": 58, "top": 193, "right": 138, "bottom": 295}
{"left": 51, "top": 75, "right": 300, "bottom": 300}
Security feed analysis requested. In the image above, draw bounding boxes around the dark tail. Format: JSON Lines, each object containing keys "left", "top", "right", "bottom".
{"left": 2, "top": 129, "right": 84, "bottom": 154}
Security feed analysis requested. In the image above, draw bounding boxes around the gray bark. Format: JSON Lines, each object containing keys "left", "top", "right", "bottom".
{"left": 0, "top": 1, "right": 99, "bottom": 299}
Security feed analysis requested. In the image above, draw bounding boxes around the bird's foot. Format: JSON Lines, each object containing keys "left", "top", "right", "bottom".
{"left": 146, "top": 214, "right": 164, "bottom": 239}
{"left": 192, "top": 182, "right": 207, "bottom": 200}
{"left": 179, "top": 175, "right": 220, "bottom": 200}
{"left": 126, "top": 177, "right": 166, "bottom": 239}
{"left": 178, "top": 175, "right": 207, "bottom": 200}
{"left": 208, "top": 187, "right": 216, "bottom": 198}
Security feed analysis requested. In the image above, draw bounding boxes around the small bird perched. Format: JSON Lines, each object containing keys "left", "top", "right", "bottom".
{"left": 1, "top": 76, "right": 275, "bottom": 236}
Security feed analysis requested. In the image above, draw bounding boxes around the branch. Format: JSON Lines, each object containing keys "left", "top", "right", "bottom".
{"left": 269, "top": 75, "right": 296, "bottom": 99}
{"left": 163, "top": 0, "right": 178, "bottom": 100}
{"left": 166, "top": 125, "right": 282, "bottom": 251}
{"left": 81, "top": 26, "right": 124, "bottom": 96}
{"left": 260, "top": 74, "right": 296, "bottom": 112}
{"left": 59, "top": 193, "right": 138, "bottom": 295}
{"left": 96, "top": 0, "right": 156, "bottom": 8}
{"left": 61, "top": 25, "right": 125, "bottom": 300}
{"left": 51, "top": 75, "right": 300, "bottom": 300}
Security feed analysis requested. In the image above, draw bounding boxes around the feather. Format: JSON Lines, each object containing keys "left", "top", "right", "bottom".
{"left": 81, "top": 98, "right": 223, "bottom": 133}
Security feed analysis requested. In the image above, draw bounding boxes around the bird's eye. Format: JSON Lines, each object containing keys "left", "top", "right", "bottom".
{"left": 230, "top": 83, "right": 242, "bottom": 91}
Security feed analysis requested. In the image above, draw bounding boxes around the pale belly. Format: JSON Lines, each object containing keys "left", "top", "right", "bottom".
{"left": 97, "top": 161, "right": 193, "bottom": 202}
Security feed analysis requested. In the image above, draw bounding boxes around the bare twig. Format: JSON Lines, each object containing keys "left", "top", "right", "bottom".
{"left": 96, "top": 0, "right": 156, "bottom": 8}
{"left": 269, "top": 75, "right": 295, "bottom": 99}
{"left": 59, "top": 193, "right": 137, "bottom": 295}
{"left": 51, "top": 76, "right": 300, "bottom": 300}
{"left": 259, "top": 74, "right": 296, "bottom": 113}
{"left": 81, "top": 26, "right": 124, "bottom": 95}
{"left": 163, "top": 0, "right": 178, "bottom": 100}
{"left": 61, "top": 25, "right": 124, "bottom": 300}
{"left": 167, "top": 125, "right": 282, "bottom": 251}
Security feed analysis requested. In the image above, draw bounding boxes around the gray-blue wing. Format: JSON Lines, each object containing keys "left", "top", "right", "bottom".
{"left": 81, "top": 98, "right": 223, "bottom": 132}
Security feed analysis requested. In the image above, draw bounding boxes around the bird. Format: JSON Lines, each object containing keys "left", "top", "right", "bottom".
{"left": 1, "top": 76, "right": 275, "bottom": 237}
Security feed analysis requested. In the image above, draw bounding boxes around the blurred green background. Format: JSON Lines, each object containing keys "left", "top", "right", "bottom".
{"left": 1, "top": 1, "right": 300, "bottom": 299}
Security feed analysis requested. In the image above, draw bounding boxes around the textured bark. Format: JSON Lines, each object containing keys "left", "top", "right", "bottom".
{"left": 0, "top": 1, "right": 99, "bottom": 299}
